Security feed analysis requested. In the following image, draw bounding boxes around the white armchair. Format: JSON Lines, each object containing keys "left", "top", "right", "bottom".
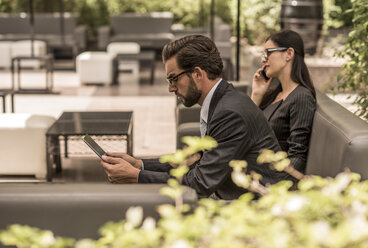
{"left": 0, "top": 113, "right": 55, "bottom": 179}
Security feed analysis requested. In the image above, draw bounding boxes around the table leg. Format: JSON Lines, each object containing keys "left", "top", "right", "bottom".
{"left": 2, "top": 95, "right": 5, "bottom": 113}
{"left": 47, "top": 135, "right": 62, "bottom": 177}
{"left": 17, "top": 58, "right": 21, "bottom": 90}
{"left": 126, "top": 135, "right": 130, "bottom": 155}
{"left": 112, "top": 57, "right": 119, "bottom": 85}
{"left": 48, "top": 58, "right": 54, "bottom": 91}
{"left": 46, "top": 136, "right": 53, "bottom": 182}
{"left": 11, "top": 59, "right": 15, "bottom": 91}
{"left": 53, "top": 135, "right": 62, "bottom": 173}
{"left": 64, "top": 135, "right": 69, "bottom": 158}
{"left": 45, "top": 62, "right": 49, "bottom": 90}
{"left": 10, "top": 93, "right": 14, "bottom": 113}
{"left": 150, "top": 59, "right": 155, "bottom": 85}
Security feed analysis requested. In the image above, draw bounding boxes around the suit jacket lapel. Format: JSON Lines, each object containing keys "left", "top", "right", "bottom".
{"left": 263, "top": 100, "right": 283, "bottom": 121}
{"left": 206, "top": 80, "right": 230, "bottom": 133}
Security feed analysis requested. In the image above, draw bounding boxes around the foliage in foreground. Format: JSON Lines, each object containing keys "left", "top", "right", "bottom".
{"left": 1, "top": 136, "right": 368, "bottom": 247}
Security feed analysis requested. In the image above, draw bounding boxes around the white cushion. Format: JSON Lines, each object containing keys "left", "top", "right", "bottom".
{"left": 0, "top": 41, "right": 12, "bottom": 69}
{"left": 107, "top": 42, "right": 140, "bottom": 57}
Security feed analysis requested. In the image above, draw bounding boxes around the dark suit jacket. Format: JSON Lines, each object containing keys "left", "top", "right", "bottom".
{"left": 139, "top": 80, "right": 288, "bottom": 200}
{"left": 262, "top": 84, "right": 316, "bottom": 173}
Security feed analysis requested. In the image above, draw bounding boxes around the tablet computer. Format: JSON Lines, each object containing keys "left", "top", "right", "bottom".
{"left": 82, "top": 134, "right": 106, "bottom": 158}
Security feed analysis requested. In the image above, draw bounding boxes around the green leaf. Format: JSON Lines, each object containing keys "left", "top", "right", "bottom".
{"left": 170, "top": 166, "right": 189, "bottom": 179}
{"left": 229, "top": 160, "right": 248, "bottom": 172}
{"left": 182, "top": 136, "right": 217, "bottom": 152}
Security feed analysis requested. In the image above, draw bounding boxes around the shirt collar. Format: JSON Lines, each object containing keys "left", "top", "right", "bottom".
{"left": 200, "top": 78, "right": 222, "bottom": 123}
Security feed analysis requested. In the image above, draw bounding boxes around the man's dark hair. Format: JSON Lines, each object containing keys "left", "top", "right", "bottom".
{"left": 162, "top": 35, "right": 223, "bottom": 80}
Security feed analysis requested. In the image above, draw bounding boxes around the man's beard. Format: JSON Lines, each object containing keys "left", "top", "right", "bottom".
{"left": 178, "top": 75, "right": 201, "bottom": 107}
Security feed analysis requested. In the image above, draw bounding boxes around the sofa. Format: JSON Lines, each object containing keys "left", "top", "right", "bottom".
{"left": 1, "top": 90, "right": 367, "bottom": 242}
{"left": 0, "top": 12, "right": 88, "bottom": 57}
{"left": 305, "top": 91, "right": 368, "bottom": 178}
{"left": 0, "top": 184, "right": 197, "bottom": 240}
{"left": 175, "top": 82, "right": 368, "bottom": 178}
{"left": 98, "top": 12, "right": 174, "bottom": 52}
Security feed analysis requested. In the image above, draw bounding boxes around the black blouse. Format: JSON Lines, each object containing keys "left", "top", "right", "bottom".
{"left": 262, "top": 84, "right": 316, "bottom": 173}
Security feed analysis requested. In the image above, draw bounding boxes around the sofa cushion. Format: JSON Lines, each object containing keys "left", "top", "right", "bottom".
{"left": 0, "top": 13, "right": 30, "bottom": 34}
{"left": 110, "top": 33, "right": 174, "bottom": 49}
{"left": 35, "top": 34, "right": 75, "bottom": 46}
{"left": 177, "top": 122, "right": 201, "bottom": 149}
{"left": 34, "top": 13, "right": 77, "bottom": 34}
{"left": 111, "top": 12, "right": 173, "bottom": 34}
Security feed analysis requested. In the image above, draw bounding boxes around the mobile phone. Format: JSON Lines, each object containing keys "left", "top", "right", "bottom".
{"left": 82, "top": 134, "right": 106, "bottom": 158}
{"left": 261, "top": 68, "right": 270, "bottom": 81}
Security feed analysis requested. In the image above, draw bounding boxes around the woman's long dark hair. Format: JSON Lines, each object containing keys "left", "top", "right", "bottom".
{"left": 266, "top": 30, "right": 316, "bottom": 99}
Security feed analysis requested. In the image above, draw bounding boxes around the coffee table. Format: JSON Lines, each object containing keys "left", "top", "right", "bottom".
{"left": 112, "top": 50, "right": 156, "bottom": 85}
{"left": 46, "top": 111, "right": 133, "bottom": 181}
{"left": 11, "top": 55, "right": 55, "bottom": 94}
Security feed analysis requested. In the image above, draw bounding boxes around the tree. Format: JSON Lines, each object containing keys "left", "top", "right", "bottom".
{"left": 335, "top": 0, "right": 368, "bottom": 120}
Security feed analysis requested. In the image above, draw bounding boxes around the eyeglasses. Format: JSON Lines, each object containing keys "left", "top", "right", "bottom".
{"left": 262, "top": 47, "right": 288, "bottom": 60}
{"left": 166, "top": 70, "right": 191, "bottom": 87}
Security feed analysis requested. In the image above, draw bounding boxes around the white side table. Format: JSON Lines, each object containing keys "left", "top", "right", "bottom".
{"left": 76, "top": 51, "right": 113, "bottom": 85}
{"left": 11, "top": 40, "right": 47, "bottom": 69}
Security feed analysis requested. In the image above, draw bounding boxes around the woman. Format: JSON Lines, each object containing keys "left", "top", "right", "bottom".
{"left": 251, "top": 30, "right": 316, "bottom": 174}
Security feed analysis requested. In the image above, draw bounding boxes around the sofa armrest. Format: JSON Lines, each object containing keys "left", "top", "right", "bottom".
{"left": 306, "top": 91, "right": 368, "bottom": 178}
{"left": 0, "top": 114, "right": 55, "bottom": 179}
{"left": 98, "top": 25, "right": 111, "bottom": 50}
{"left": 74, "top": 25, "right": 88, "bottom": 51}
{"left": 230, "top": 80, "right": 251, "bottom": 96}
{"left": 176, "top": 104, "right": 201, "bottom": 127}
{"left": 177, "top": 122, "right": 201, "bottom": 149}
{"left": 0, "top": 183, "right": 197, "bottom": 239}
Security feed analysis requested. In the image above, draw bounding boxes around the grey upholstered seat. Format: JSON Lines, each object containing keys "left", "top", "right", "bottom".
{"left": 98, "top": 12, "right": 174, "bottom": 51}
{"left": 306, "top": 91, "right": 368, "bottom": 178}
{"left": 0, "top": 183, "right": 197, "bottom": 239}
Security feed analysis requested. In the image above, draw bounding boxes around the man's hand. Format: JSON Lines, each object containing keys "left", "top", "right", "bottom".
{"left": 100, "top": 155, "right": 140, "bottom": 183}
{"left": 105, "top": 152, "right": 142, "bottom": 169}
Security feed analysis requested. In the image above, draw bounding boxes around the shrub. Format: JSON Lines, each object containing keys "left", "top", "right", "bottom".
{"left": 1, "top": 136, "right": 368, "bottom": 247}
{"left": 335, "top": 0, "right": 368, "bottom": 120}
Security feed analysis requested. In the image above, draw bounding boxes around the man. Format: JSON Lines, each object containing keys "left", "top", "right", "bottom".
{"left": 100, "top": 35, "right": 287, "bottom": 200}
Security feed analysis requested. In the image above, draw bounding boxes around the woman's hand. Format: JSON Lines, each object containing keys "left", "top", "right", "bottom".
{"left": 251, "top": 66, "right": 272, "bottom": 106}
